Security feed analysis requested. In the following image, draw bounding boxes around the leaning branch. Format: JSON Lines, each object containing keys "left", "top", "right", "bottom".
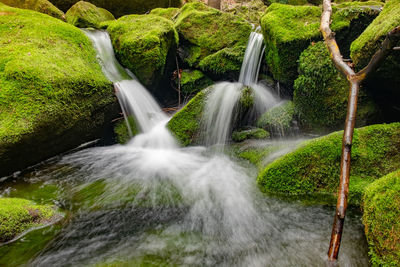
{"left": 320, "top": 0, "right": 400, "bottom": 265}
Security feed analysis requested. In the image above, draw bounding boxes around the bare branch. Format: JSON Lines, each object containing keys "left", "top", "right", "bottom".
{"left": 357, "top": 26, "right": 400, "bottom": 79}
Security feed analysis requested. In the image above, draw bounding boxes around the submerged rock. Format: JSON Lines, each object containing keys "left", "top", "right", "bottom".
{"left": 232, "top": 128, "right": 270, "bottom": 142}
{"left": 258, "top": 123, "right": 400, "bottom": 201}
{"left": 48, "top": 0, "right": 182, "bottom": 18}
{"left": 0, "top": 4, "right": 117, "bottom": 177}
{"left": 0, "top": 198, "right": 60, "bottom": 242}
{"left": 65, "top": 0, "right": 114, "bottom": 28}
{"left": 107, "top": 14, "right": 178, "bottom": 89}
{"left": 175, "top": 2, "right": 251, "bottom": 79}
{"left": 363, "top": 169, "right": 400, "bottom": 266}
{"left": 261, "top": 2, "right": 382, "bottom": 86}
{"left": 293, "top": 42, "right": 379, "bottom": 133}
{"left": 0, "top": 0, "right": 64, "bottom": 19}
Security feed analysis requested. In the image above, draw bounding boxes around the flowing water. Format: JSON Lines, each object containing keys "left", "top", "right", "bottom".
{"left": 0, "top": 30, "right": 369, "bottom": 266}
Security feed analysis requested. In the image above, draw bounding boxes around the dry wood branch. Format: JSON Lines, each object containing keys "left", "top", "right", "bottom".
{"left": 320, "top": 0, "right": 400, "bottom": 264}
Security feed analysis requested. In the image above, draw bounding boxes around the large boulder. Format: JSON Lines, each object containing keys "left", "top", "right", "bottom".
{"left": 257, "top": 123, "right": 400, "bottom": 201}
{"left": 0, "top": 198, "right": 60, "bottom": 242}
{"left": 48, "top": 0, "right": 182, "bottom": 18}
{"left": 261, "top": 2, "right": 382, "bottom": 86}
{"left": 293, "top": 42, "right": 379, "bottom": 133}
{"left": 65, "top": 0, "right": 114, "bottom": 28}
{"left": 0, "top": 4, "right": 117, "bottom": 177}
{"left": 175, "top": 2, "right": 252, "bottom": 79}
{"left": 363, "top": 169, "right": 400, "bottom": 266}
{"left": 350, "top": 0, "right": 400, "bottom": 121}
{"left": 106, "top": 14, "right": 178, "bottom": 91}
{"left": 0, "top": 0, "right": 64, "bottom": 19}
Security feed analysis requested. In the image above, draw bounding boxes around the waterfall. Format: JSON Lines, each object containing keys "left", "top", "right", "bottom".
{"left": 201, "top": 29, "right": 278, "bottom": 147}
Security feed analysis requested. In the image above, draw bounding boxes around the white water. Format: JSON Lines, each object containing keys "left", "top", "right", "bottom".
{"left": 239, "top": 30, "right": 265, "bottom": 86}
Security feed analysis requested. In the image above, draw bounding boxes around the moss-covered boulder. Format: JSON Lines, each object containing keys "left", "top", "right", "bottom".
{"left": 363, "top": 169, "right": 400, "bottom": 266}
{"left": 258, "top": 123, "right": 400, "bottom": 201}
{"left": 232, "top": 128, "right": 270, "bottom": 142}
{"left": 167, "top": 89, "right": 207, "bottom": 146}
{"left": 350, "top": 0, "right": 400, "bottom": 119}
{"left": 113, "top": 116, "right": 139, "bottom": 144}
{"left": 107, "top": 14, "right": 178, "bottom": 89}
{"left": 175, "top": 2, "right": 251, "bottom": 79}
{"left": 293, "top": 42, "right": 379, "bottom": 133}
{"left": 257, "top": 101, "right": 296, "bottom": 136}
{"left": 65, "top": 0, "right": 114, "bottom": 28}
{"left": 48, "top": 0, "right": 182, "bottom": 18}
{"left": 223, "top": 0, "right": 267, "bottom": 26}
{"left": 0, "top": 4, "right": 117, "bottom": 177}
{"left": 0, "top": 198, "right": 59, "bottom": 242}
{"left": 261, "top": 2, "right": 382, "bottom": 86}
{"left": 177, "top": 69, "right": 213, "bottom": 94}
{"left": 0, "top": 0, "right": 64, "bottom": 19}
{"left": 149, "top": 7, "right": 179, "bottom": 20}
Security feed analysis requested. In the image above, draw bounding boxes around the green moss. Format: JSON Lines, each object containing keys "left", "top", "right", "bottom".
{"left": 232, "top": 128, "right": 270, "bottom": 142}
{"left": 363, "top": 169, "right": 400, "bottom": 266}
{"left": 261, "top": 2, "right": 382, "bottom": 85}
{"left": 107, "top": 14, "right": 178, "bottom": 88}
{"left": 175, "top": 2, "right": 251, "bottom": 77}
{"left": 223, "top": 0, "right": 267, "bottom": 26}
{"left": 113, "top": 116, "right": 138, "bottom": 144}
{"left": 239, "top": 86, "right": 254, "bottom": 110}
{"left": 0, "top": 4, "right": 116, "bottom": 177}
{"left": 0, "top": 198, "right": 57, "bottom": 242}
{"left": 48, "top": 0, "right": 182, "bottom": 18}
{"left": 351, "top": 0, "right": 400, "bottom": 99}
{"left": 293, "top": 42, "right": 379, "bottom": 133}
{"left": 65, "top": 0, "right": 114, "bottom": 28}
{"left": 167, "top": 89, "right": 207, "bottom": 146}
{"left": 1, "top": 0, "right": 65, "bottom": 19}
{"left": 149, "top": 7, "right": 179, "bottom": 20}
{"left": 258, "top": 123, "right": 400, "bottom": 197}
{"left": 177, "top": 69, "right": 213, "bottom": 94}
{"left": 257, "top": 101, "right": 295, "bottom": 135}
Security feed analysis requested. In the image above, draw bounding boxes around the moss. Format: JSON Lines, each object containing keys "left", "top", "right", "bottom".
{"left": 107, "top": 14, "right": 178, "bottom": 88}
{"left": 0, "top": 198, "right": 57, "bottom": 242}
{"left": 257, "top": 101, "right": 295, "bottom": 135}
{"left": 363, "top": 169, "right": 400, "bottom": 266}
{"left": 239, "top": 86, "right": 254, "bottom": 110}
{"left": 175, "top": 2, "right": 251, "bottom": 78}
{"left": 177, "top": 69, "right": 213, "bottom": 94}
{"left": 113, "top": 116, "right": 138, "bottom": 144}
{"left": 65, "top": 0, "right": 114, "bottom": 28}
{"left": 223, "top": 0, "right": 267, "bottom": 26}
{"left": 293, "top": 42, "right": 379, "bottom": 133}
{"left": 232, "top": 128, "right": 270, "bottom": 142}
{"left": 0, "top": 4, "right": 116, "bottom": 177}
{"left": 167, "top": 89, "right": 207, "bottom": 146}
{"left": 261, "top": 2, "right": 382, "bottom": 85}
{"left": 0, "top": 0, "right": 65, "bottom": 19}
{"left": 48, "top": 0, "right": 182, "bottom": 18}
{"left": 149, "top": 7, "right": 179, "bottom": 20}
{"left": 350, "top": 0, "right": 400, "bottom": 102}
{"left": 258, "top": 123, "right": 400, "bottom": 197}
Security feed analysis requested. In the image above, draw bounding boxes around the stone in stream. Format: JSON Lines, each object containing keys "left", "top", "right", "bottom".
{"left": 65, "top": 0, "right": 115, "bottom": 29}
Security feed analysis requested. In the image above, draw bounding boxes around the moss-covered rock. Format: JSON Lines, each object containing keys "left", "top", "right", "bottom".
{"left": 0, "top": 0, "right": 64, "bottom": 19}
{"left": 232, "top": 128, "right": 270, "bottom": 142}
{"left": 177, "top": 69, "right": 213, "bottom": 94}
{"left": 107, "top": 14, "right": 178, "bottom": 89}
{"left": 167, "top": 89, "right": 207, "bottom": 146}
{"left": 0, "top": 4, "right": 117, "bottom": 177}
{"left": 175, "top": 2, "right": 251, "bottom": 79}
{"left": 149, "top": 7, "right": 179, "bottom": 20}
{"left": 0, "top": 198, "right": 58, "bottom": 242}
{"left": 258, "top": 123, "right": 400, "bottom": 200}
{"left": 293, "top": 42, "right": 379, "bottom": 133}
{"left": 261, "top": 2, "right": 382, "bottom": 85}
{"left": 223, "top": 0, "right": 267, "bottom": 26}
{"left": 363, "top": 169, "right": 400, "bottom": 266}
{"left": 257, "top": 101, "right": 296, "bottom": 136}
{"left": 65, "top": 0, "right": 114, "bottom": 28}
{"left": 350, "top": 0, "right": 400, "bottom": 118}
{"left": 48, "top": 0, "right": 182, "bottom": 18}
{"left": 113, "top": 116, "right": 139, "bottom": 144}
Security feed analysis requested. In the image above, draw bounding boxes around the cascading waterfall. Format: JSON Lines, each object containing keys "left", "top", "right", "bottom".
{"left": 11, "top": 29, "right": 369, "bottom": 267}
{"left": 201, "top": 29, "right": 278, "bottom": 147}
